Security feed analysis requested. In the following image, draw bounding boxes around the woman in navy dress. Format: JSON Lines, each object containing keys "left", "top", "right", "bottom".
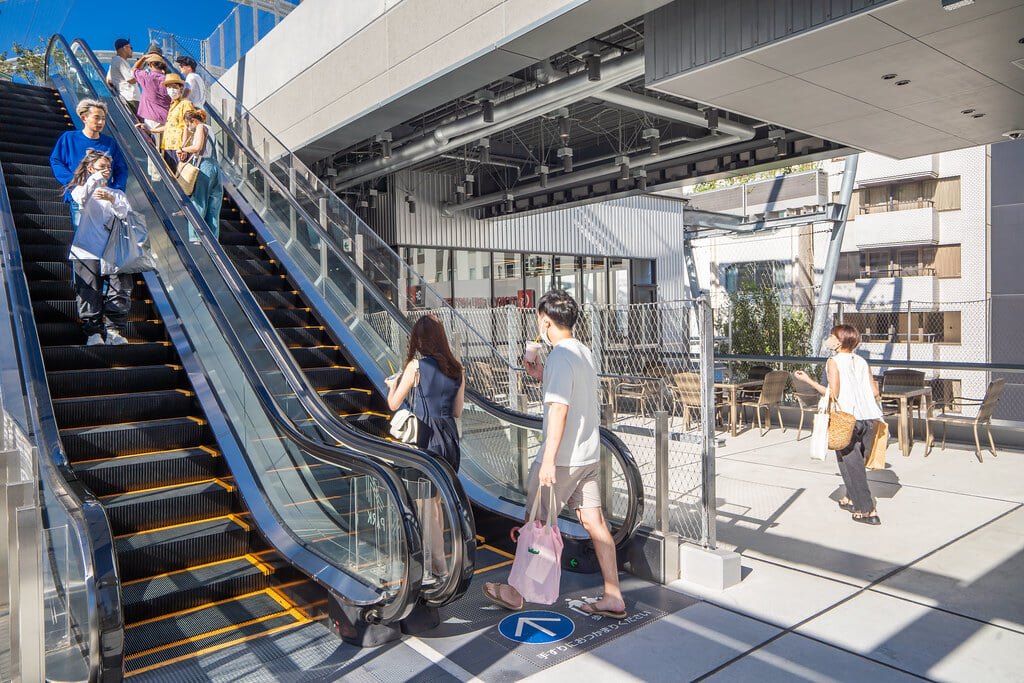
{"left": 385, "top": 314, "right": 466, "bottom": 470}
{"left": 385, "top": 315, "right": 465, "bottom": 578}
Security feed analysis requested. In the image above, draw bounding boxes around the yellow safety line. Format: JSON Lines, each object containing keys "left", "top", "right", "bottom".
{"left": 113, "top": 513, "right": 242, "bottom": 539}
{"left": 244, "top": 554, "right": 274, "bottom": 576}
{"left": 98, "top": 478, "right": 220, "bottom": 499}
{"left": 478, "top": 543, "right": 515, "bottom": 559}
{"left": 474, "top": 560, "right": 513, "bottom": 574}
{"left": 125, "top": 588, "right": 276, "bottom": 629}
{"left": 124, "top": 620, "right": 307, "bottom": 678}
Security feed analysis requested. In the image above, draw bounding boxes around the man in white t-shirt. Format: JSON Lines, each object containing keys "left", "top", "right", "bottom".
{"left": 175, "top": 56, "right": 206, "bottom": 110}
{"left": 106, "top": 38, "right": 139, "bottom": 115}
{"left": 483, "top": 289, "right": 626, "bottom": 618}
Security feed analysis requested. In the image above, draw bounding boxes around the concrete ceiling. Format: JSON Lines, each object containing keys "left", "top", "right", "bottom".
{"left": 648, "top": 0, "right": 1024, "bottom": 159}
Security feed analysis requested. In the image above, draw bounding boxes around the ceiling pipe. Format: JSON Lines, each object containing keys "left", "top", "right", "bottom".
{"left": 332, "top": 51, "right": 646, "bottom": 190}
{"left": 597, "top": 88, "right": 756, "bottom": 139}
{"left": 441, "top": 129, "right": 755, "bottom": 216}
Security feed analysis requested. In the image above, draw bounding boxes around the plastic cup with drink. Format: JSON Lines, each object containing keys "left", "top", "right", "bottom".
{"left": 523, "top": 333, "right": 542, "bottom": 364}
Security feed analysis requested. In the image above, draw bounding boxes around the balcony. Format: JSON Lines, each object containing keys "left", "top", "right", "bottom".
{"left": 855, "top": 154, "right": 939, "bottom": 185}
{"left": 859, "top": 198, "right": 935, "bottom": 215}
{"left": 854, "top": 206, "right": 938, "bottom": 249}
{"left": 858, "top": 265, "right": 936, "bottom": 279}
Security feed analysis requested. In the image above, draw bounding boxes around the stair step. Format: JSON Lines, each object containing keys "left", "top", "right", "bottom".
{"left": 321, "top": 388, "right": 386, "bottom": 414}
{"left": 0, "top": 162, "right": 61, "bottom": 179}
{"left": 116, "top": 515, "right": 251, "bottom": 582}
{"left": 0, "top": 120, "right": 71, "bottom": 139}
{"left": 242, "top": 273, "right": 290, "bottom": 291}
{"left": 344, "top": 413, "right": 390, "bottom": 439}
{"left": 4, "top": 185, "right": 64, "bottom": 205}
{"left": 73, "top": 447, "right": 221, "bottom": 495}
{"left": 103, "top": 480, "right": 236, "bottom": 535}
{"left": 304, "top": 366, "right": 360, "bottom": 391}
{"left": 23, "top": 260, "right": 72, "bottom": 281}
{"left": 233, "top": 259, "right": 281, "bottom": 277}
{"left": 0, "top": 140, "right": 62, "bottom": 157}
{"left": 121, "top": 556, "right": 287, "bottom": 625}
{"left": 60, "top": 416, "right": 209, "bottom": 461}
{"left": 53, "top": 389, "right": 194, "bottom": 428}
{"left": 264, "top": 307, "right": 317, "bottom": 328}
{"left": 221, "top": 244, "right": 265, "bottom": 260}
{"left": 15, "top": 213, "right": 73, "bottom": 231}
{"left": 289, "top": 346, "right": 347, "bottom": 369}
{"left": 124, "top": 593, "right": 303, "bottom": 675}
{"left": 47, "top": 364, "right": 183, "bottom": 398}
{"left": 0, "top": 108, "right": 71, "bottom": 126}
{"left": 8, "top": 198, "right": 70, "bottom": 216}
{"left": 218, "top": 230, "right": 256, "bottom": 246}
{"left": 15, "top": 225, "right": 74, "bottom": 246}
{"left": 4, "top": 172, "right": 64, "bottom": 190}
{"left": 253, "top": 289, "right": 304, "bottom": 309}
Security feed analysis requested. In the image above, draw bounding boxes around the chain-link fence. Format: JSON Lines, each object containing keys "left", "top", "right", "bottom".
{"left": 203, "top": 1, "right": 298, "bottom": 74}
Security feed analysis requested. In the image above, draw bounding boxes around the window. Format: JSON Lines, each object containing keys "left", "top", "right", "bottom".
{"left": 835, "top": 244, "right": 960, "bottom": 280}
{"left": 720, "top": 261, "right": 788, "bottom": 293}
{"left": 452, "top": 250, "right": 491, "bottom": 308}
{"left": 839, "top": 176, "right": 960, "bottom": 217}
{"left": 843, "top": 310, "right": 961, "bottom": 344}
{"left": 404, "top": 247, "right": 451, "bottom": 306}
{"left": 492, "top": 252, "right": 523, "bottom": 307}
{"left": 524, "top": 254, "right": 553, "bottom": 310}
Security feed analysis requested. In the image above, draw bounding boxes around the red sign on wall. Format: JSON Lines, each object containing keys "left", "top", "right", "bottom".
{"left": 517, "top": 289, "right": 535, "bottom": 308}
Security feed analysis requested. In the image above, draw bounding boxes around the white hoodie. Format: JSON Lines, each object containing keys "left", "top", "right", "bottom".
{"left": 69, "top": 171, "right": 131, "bottom": 262}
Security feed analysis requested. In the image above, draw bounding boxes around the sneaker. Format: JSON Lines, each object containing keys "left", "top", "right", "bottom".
{"left": 105, "top": 330, "right": 129, "bottom": 346}
{"left": 86, "top": 333, "right": 104, "bottom": 346}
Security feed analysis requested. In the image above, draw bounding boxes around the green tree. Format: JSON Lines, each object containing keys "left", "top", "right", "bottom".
{"left": 717, "top": 281, "right": 812, "bottom": 376}
{"left": 1, "top": 36, "right": 48, "bottom": 86}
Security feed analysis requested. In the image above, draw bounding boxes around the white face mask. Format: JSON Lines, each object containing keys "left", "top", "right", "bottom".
{"left": 824, "top": 336, "right": 841, "bottom": 352}
{"left": 88, "top": 170, "right": 108, "bottom": 185}
{"left": 166, "top": 88, "right": 181, "bottom": 99}
{"left": 539, "top": 320, "right": 553, "bottom": 347}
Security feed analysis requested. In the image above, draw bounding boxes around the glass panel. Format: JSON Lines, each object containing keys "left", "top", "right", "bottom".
{"left": 583, "top": 257, "right": 608, "bottom": 306}
{"left": 524, "top": 254, "right": 552, "bottom": 309}
{"left": 452, "top": 250, "right": 490, "bottom": 308}
{"left": 552, "top": 255, "right": 580, "bottom": 301}
{"left": 492, "top": 252, "right": 523, "bottom": 307}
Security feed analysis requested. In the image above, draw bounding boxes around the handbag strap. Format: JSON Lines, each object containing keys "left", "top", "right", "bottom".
{"left": 525, "top": 484, "right": 559, "bottom": 529}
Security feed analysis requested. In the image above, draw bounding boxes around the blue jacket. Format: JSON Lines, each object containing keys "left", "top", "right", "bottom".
{"left": 49, "top": 131, "right": 128, "bottom": 202}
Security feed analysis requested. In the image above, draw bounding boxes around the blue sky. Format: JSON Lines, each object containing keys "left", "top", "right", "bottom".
{"left": 0, "top": 0, "right": 240, "bottom": 55}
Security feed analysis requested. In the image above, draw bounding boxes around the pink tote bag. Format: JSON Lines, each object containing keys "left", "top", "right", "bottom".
{"left": 508, "top": 486, "right": 563, "bottom": 605}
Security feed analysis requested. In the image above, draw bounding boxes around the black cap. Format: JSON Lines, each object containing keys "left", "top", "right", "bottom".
{"left": 175, "top": 55, "right": 197, "bottom": 68}
{"left": 114, "top": 38, "right": 130, "bottom": 50}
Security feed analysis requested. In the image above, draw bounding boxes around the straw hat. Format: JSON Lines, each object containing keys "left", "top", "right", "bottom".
{"left": 144, "top": 54, "right": 165, "bottom": 66}
{"left": 163, "top": 73, "right": 186, "bottom": 87}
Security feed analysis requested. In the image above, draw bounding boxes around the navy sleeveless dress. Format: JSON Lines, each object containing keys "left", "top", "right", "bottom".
{"left": 412, "top": 357, "right": 461, "bottom": 472}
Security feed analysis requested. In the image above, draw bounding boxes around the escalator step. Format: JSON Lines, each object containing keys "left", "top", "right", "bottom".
{"left": 343, "top": 413, "right": 390, "bottom": 439}
{"left": 23, "top": 260, "right": 72, "bottom": 281}
{"left": 304, "top": 366, "right": 366, "bottom": 391}
{"left": 5, "top": 185, "right": 64, "bottom": 205}
{"left": 103, "top": 480, "right": 236, "bottom": 535}
{"left": 73, "top": 447, "right": 221, "bottom": 496}
{"left": 0, "top": 150, "right": 66, "bottom": 166}
{"left": 233, "top": 259, "right": 281, "bottom": 277}
{"left": 18, "top": 243, "right": 73, "bottom": 262}
{"left": 4, "top": 172, "right": 64, "bottom": 190}
{"left": 0, "top": 140, "right": 61, "bottom": 157}
{"left": 33, "top": 298, "right": 153, "bottom": 323}
{"left": 60, "top": 415, "right": 210, "bottom": 461}
{"left": 241, "top": 273, "right": 290, "bottom": 291}
{"left": 116, "top": 515, "right": 250, "bottom": 582}
{"left": 8, "top": 198, "right": 70, "bottom": 216}
{"left": 36, "top": 319, "right": 165, "bottom": 345}
{"left": 264, "top": 307, "right": 317, "bottom": 328}
{"left": 0, "top": 108, "right": 71, "bottom": 126}
{"left": 28, "top": 279, "right": 146, "bottom": 302}
{"left": 253, "top": 290, "right": 305, "bottom": 309}
{"left": 289, "top": 346, "right": 346, "bottom": 369}
{"left": 321, "top": 388, "right": 387, "bottom": 415}
{"left": 276, "top": 326, "right": 330, "bottom": 347}
{"left": 125, "top": 600, "right": 302, "bottom": 675}
{"left": 0, "top": 161, "right": 63, "bottom": 179}
{"left": 15, "top": 213, "right": 73, "bottom": 231}
{"left": 53, "top": 389, "right": 194, "bottom": 428}
{"left": 0, "top": 120, "right": 71, "bottom": 138}
{"left": 219, "top": 230, "right": 256, "bottom": 246}
{"left": 15, "top": 225, "right": 74, "bottom": 245}
{"left": 43, "top": 341, "right": 173, "bottom": 371}
{"left": 121, "top": 556, "right": 286, "bottom": 625}
{"left": 221, "top": 244, "right": 264, "bottom": 260}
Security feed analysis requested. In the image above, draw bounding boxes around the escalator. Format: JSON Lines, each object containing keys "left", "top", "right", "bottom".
{"left": 0, "top": 78, "right": 326, "bottom": 679}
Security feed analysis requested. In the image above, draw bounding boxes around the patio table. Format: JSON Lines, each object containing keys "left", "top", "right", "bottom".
{"left": 880, "top": 385, "right": 934, "bottom": 457}
{"left": 715, "top": 380, "right": 763, "bottom": 436}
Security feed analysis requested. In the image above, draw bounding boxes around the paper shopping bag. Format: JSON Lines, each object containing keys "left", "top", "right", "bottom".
{"left": 508, "top": 486, "right": 563, "bottom": 605}
{"left": 866, "top": 420, "right": 888, "bottom": 470}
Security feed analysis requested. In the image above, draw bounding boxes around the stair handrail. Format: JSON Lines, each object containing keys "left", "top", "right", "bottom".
{"left": 0, "top": 92, "right": 123, "bottom": 679}
{"left": 71, "top": 37, "right": 476, "bottom": 608}
{"left": 48, "top": 33, "right": 425, "bottom": 625}
{"left": 159, "top": 36, "right": 645, "bottom": 545}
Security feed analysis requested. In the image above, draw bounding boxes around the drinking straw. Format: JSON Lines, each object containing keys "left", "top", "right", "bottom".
{"left": 387, "top": 359, "right": 396, "bottom": 374}
{"left": 533, "top": 332, "right": 542, "bottom": 343}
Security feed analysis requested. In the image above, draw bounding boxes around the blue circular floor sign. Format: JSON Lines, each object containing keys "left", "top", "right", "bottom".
{"left": 498, "top": 610, "right": 575, "bottom": 644}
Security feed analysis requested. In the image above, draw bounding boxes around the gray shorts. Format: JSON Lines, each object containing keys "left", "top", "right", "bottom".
{"left": 524, "top": 460, "right": 602, "bottom": 522}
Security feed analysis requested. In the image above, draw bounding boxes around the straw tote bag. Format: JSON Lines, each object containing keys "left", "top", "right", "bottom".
{"left": 174, "top": 155, "right": 199, "bottom": 196}
{"left": 826, "top": 397, "right": 857, "bottom": 451}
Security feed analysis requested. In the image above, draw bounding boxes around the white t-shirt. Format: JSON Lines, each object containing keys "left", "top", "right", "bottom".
{"left": 830, "top": 353, "right": 883, "bottom": 421}
{"left": 107, "top": 55, "right": 139, "bottom": 102}
{"left": 542, "top": 337, "right": 601, "bottom": 467}
{"left": 185, "top": 72, "right": 206, "bottom": 109}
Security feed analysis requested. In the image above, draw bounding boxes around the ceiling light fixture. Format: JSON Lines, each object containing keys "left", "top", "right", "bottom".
{"left": 616, "top": 155, "right": 630, "bottom": 181}
{"left": 632, "top": 169, "right": 647, "bottom": 191}
{"left": 375, "top": 132, "right": 392, "bottom": 159}
{"left": 455, "top": 184, "right": 467, "bottom": 204}
{"left": 557, "top": 146, "right": 573, "bottom": 172}
{"left": 586, "top": 54, "right": 601, "bottom": 82}
{"left": 405, "top": 195, "right": 416, "bottom": 214}
{"left": 941, "top": 0, "right": 974, "bottom": 10}
{"left": 476, "top": 89, "right": 495, "bottom": 123}
{"left": 642, "top": 128, "right": 660, "bottom": 156}
{"left": 478, "top": 138, "right": 490, "bottom": 164}
{"left": 504, "top": 193, "right": 515, "bottom": 213}
{"left": 559, "top": 116, "right": 571, "bottom": 139}
{"left": 537, "top": 165, "right": 550, "bottom": 188}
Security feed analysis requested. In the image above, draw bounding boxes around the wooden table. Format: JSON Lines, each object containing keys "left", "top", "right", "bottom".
{"left": 880, "top": 385, "right": 934, "bottom": 457}
{"left": 715, "top": 380, "right": 763, "bottom": 436}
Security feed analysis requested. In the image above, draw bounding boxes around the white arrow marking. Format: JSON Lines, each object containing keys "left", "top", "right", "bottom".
{"left": 515, "top": 616, "right": 564, "bottom": 637}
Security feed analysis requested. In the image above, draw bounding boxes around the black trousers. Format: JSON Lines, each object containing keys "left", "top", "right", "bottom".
{"left": 835, "top": 419, "right": 878, "bottom": 514}
{"left": 72, "top": 259, "right": 131, "bottom": 337}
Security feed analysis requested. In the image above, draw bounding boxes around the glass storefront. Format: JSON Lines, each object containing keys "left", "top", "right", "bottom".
{"left": 401, "top": 246, "right": 654, "bottom": 310}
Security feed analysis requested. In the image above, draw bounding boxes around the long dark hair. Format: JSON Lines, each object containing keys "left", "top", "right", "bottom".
{"left": 64, "top": 149, "right": 111, "bottom": 194}
{"left": 407, "top": 315, "right": 463, "bottom": 381}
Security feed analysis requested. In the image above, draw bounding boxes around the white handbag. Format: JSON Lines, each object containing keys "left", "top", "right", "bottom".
{"left": 809, "top": 396, "right": 829, "bottom": 462}
{"left": 389, "top": 408, "right": 418, "bottom": 444}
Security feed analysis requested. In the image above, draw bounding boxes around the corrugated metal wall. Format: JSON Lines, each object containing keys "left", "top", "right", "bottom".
{"left": 645, "top": 0, "right": 898, "bottom": 84}
{"left": 373, "top": 170, "right": 694, "bottom": 300}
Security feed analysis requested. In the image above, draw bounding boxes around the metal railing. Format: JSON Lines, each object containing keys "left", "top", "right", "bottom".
{"left": 859, "top": 198, "right": 935, "bottom": 213}
{"left": 858, "top": 265, "right": 937, "bottom": 279}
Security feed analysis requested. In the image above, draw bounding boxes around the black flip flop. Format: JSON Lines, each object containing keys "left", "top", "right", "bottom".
{"left": 852, "top": 513, "right": 881, "bottom": 526}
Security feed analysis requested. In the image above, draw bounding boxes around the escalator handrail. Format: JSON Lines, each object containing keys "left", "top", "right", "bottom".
{"left": 162, "top": 37, "right": 645, "bottom": 543}
{"left": 71, "top": 37, "right": 474, "bottom": 609}
{"left": 50, "top": 34, "right": 424, "bottom": 623}
{"left": 0, "top": 91, "right": 123, "bottom": 679}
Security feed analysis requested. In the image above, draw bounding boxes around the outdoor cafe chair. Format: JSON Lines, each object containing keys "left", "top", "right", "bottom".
{"left": 926, "top": 378, "right": 1006, "bottom": 463}
{"left": 881, "top": 369, "right": 926, "bottom": 426}
{"left": 669, "top": 372, "right": 727, "bottom": 432}
{"left": 792, "top": 377, "right": 822, "bottom": 440}
{"left": 739, "top": 370, "right": 789, "bottom": 436}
